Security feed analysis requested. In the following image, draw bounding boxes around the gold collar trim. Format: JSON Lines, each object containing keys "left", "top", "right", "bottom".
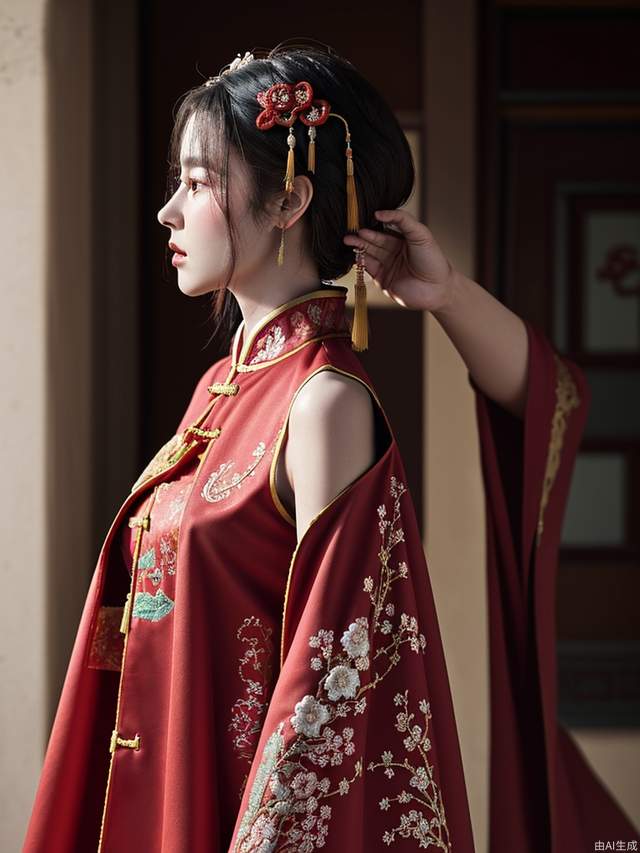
{"left": 231, "top": 285, "right": 350, "bottom": 370}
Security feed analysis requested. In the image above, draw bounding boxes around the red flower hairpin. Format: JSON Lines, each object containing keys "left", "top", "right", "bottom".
{"left": 255, "top": 81, "right": 331, "bottom": 130}
{"left": 254, "top": 78, "right": 368, "bottom": 351}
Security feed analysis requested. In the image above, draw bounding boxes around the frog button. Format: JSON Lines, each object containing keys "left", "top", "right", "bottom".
{"left": 208, "top": 382, "right": 239, "bottom": 396}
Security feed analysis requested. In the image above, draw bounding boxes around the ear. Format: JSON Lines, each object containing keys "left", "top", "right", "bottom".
{"left": 267, "top": 174, "right": 314, "bottom": 228}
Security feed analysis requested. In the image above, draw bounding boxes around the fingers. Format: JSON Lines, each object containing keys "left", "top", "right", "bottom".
{"left": 374, "top": 208, "right": 432, "bottom": 245}
{"left": 343, "top": 227, "right": 399, "bottom": 255}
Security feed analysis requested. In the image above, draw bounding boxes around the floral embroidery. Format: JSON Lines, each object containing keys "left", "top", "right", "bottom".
{"left": 234, "top": 475, "right": 446, "bottom": 853}
{"left": 130, "top": 530, "right": 179, "bottom": 621}
{"left": 230, "top": 616, "right": 275, "bottom": 789}
{"left": 158, "top": 529, "right": 178, "bottom": 575}
{"left": 307, "top": 302, "right": 322, "bottom": 325}
{"left": 289, "top": 310, "right": 315, "bottom": 341}
{"left": 155, "top": 481, "right": 188, "bottom": 525}
{"left": 250, "top": 326, "right": 286, "bottom": 364}
{"left": 368, "top": 690, "right": 451, "bottom": 850}
{"left": 201, "top": 442, "right": 267, "bottom": 503}
{"left": 241, "top": 293, "right": 350, "bottom": 367}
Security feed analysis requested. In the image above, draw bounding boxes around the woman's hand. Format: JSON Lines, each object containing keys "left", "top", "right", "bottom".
{"left": 343, "top": 208, "right": 457, "bottom": 314}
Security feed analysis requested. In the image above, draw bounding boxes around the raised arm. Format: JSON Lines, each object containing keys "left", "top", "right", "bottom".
{"left": 430, "top": 270, "right": 528, "bottom": 418}
{"left": 343, "top": 208, "right": 529, "bottom": 419}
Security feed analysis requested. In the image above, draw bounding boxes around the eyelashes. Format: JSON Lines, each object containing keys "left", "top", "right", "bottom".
{"left": 169, "top": 175, "right": 207, "bottom": 194}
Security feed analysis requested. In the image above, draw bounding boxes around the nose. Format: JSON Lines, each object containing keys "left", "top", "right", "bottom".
{"left": 157, "top": 187, "right": 182, "bottom": 229}
{"left": 157, "top": 200, "right": 171, "bottom": 228}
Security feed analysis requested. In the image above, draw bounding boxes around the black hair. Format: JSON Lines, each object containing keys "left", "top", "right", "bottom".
{"left": 164, "top": 38, "right": 415, "bottom": 351}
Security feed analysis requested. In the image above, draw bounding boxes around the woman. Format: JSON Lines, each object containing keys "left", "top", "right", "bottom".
{"left": 24, "top": 42, "right": 629, "bottom": 853}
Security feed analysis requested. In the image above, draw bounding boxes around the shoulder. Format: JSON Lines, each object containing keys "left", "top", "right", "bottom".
{"left": 285, "top": 370, "right": 377, "bottom": 537}
{"left": 291, "top": 369, "right": 375, "bottom": 428}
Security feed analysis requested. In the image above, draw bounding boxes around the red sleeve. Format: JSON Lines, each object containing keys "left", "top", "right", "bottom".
{"left": 471, "top": 318, "right": 638, "bottom": 851}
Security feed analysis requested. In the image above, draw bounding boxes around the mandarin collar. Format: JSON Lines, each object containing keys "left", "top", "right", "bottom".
{"left": 231, "top": 284, "right": 350, "bottom": 371}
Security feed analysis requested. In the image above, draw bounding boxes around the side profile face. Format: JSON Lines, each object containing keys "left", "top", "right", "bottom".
{"left": 156, "top": 111, "right": 314, "bottom": 298}
{"left": 156, "top": 112, "right": 261, "bottom": 297}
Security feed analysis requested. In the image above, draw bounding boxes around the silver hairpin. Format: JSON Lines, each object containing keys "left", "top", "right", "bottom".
{"left": 226, "top": 51, "right": 255, "bottom": 73}
{"left": 205, "top": 50, "right": 255, "bottom": 86}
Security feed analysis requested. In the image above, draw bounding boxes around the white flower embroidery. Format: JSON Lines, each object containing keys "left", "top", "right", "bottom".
{"left": 340, "top": 616, "right": 370, "bottom": 659}
{"left": 249, "top": 325, "right": 286, "bottom": 364}
{"left": 368, "top": 689, "right": 450, "bottom": 849}
{"left": 324, "top": 664, "right": 360, "bottom": 701}
{"left": 290, "top": 695, "right": 331, "bottom": 737}
{"left": 307, "top": 302, "right": 322, "bottom": 325}
{"left": 234, "top": 475, "right": 448, "bottom": 853}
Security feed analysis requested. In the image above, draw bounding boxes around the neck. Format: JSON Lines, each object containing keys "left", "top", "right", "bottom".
{"left": 228, "top": 233, "right": 324, "bottom": 343}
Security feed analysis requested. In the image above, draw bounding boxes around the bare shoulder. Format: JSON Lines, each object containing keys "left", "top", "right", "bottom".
{"left": 292, "top": 370, "right": 374, "bottom": 424}
{"left": 286, "top": 371, "right": 377, "bottom": 538}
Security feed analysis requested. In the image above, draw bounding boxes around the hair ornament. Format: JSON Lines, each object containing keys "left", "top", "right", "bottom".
{"left": 255, "top": 78, "right": 368, "bottom": 351}
{"left": 204, "top": 50, "right": 256, "bottom": 86}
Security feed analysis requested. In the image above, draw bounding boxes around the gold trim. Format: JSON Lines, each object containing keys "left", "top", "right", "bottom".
{"left": 236, "top": 332, "right": 352, "bottom": 373}
{"left": 98, "top": 486, "right": 159, "bottom": 852}
{"left": 208, "top": 382, "right": 239, "bottom": 396}
{"left": 97, "top": 429, "right": 218, "bottom": 851}
{"left": 535, "top": 353, "right": 581, "bottom": 548}
{"left": 109, "top": 731, "right": 140, "bottom": 753}
{"left": 277, "top": 367, "right": 396, "bottom": 668}
{"left": 233, "top": 286, "right": 348, "bottom": 368}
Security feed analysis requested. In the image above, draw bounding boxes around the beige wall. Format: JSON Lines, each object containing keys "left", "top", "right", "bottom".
{"left": 2, "top": 0, "right": 94, "bottom": 849}
{"left": 1, "top": 1, "right": 48, "bottom": 849}
{"left": 423, "top": 2, "right": 488, "bottom": 850}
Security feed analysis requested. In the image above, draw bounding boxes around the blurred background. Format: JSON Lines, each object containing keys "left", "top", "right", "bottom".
{"left": 1, "top": 0, "right": 639, "bottom": 849}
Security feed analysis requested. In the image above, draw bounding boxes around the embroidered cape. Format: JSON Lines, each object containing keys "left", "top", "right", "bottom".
{"left": 22, "top": 284, "right": 475, "bottom": 852}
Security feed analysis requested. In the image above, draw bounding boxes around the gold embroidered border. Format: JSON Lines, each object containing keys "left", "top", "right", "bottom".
{"left": 535, "top": 353, "right": 581, "bottom": 547}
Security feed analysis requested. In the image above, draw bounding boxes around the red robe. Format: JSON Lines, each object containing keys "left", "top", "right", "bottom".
{"left": 22, "top": 284, "right": 476, "bottom": 852}
{"left": 471, "top": 319, "right": 639, "bottom": 851}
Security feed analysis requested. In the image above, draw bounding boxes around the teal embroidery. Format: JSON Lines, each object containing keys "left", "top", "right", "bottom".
{"left": 234, "top": 723, "right": 285, "bottom": 849}
{"left": 132, "top": 589, "right": 175, "bottom": 622}
{"left": 137, "top": 546, "right": 163, "bottom": 586}
{"left": 138, "top": 547, "right": 156, "bottom": 569}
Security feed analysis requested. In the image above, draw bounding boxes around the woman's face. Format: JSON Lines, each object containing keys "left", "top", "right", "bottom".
{"left": 156, "top": 112, "right": 274, "bottom": 297}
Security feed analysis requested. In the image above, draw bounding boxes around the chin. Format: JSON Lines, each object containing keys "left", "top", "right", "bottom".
{"left": 177, "top": 275, "right": 226, "bottom": 298}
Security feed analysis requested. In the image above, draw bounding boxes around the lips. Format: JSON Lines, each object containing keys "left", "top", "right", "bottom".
{"left": 169, "top": 241, "right": 187, "bottom": 255}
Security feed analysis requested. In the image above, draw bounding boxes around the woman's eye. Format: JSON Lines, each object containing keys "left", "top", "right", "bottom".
{"left": 171, "top": 175, "right": 204, "bottom": 194}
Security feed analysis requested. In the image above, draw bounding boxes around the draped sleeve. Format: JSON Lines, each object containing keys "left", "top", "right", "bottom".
{"left": 470, "top": 318, "right": 638, "bottom": 851}
{"left": 228, "top": 437, "right": 476, "bottom": 852}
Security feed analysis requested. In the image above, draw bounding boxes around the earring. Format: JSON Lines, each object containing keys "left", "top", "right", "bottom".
{"left": 277, "top": 224, "right": 286, "bottom": 266}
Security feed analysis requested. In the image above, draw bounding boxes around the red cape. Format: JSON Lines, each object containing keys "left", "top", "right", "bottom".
{"left": 228, "top": 422, "right": 476, "bottom": 851}
{"left": 471, "top": 318, "right": 638, "bottom": 851}
{"left": 22, "top": 285, "right": 476, "bottom": 852}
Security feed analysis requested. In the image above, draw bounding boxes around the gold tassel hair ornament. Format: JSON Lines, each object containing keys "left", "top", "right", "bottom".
{"left": 255, "top": 78, "right": 369, "bottom": 350}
